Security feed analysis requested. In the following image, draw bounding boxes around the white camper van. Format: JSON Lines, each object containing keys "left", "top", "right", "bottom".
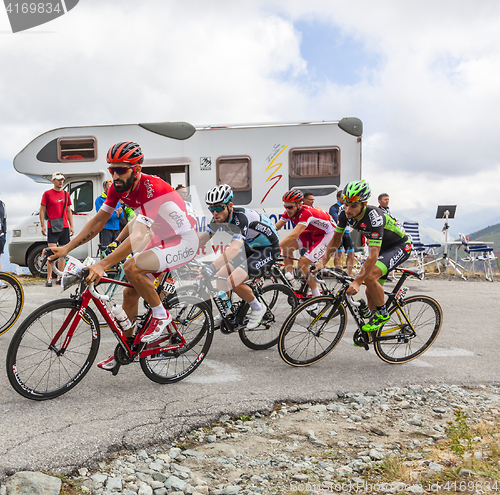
{"left": 10, "top": 118, "right": 362, "bottom": 276}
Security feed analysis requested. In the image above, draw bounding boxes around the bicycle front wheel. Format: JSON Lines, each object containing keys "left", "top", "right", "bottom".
{"left": 239, "top": 284, "right": 297, "bottom": 350}
{"left": 0, "top": 272, "right": 24, "bottom": 335}
{"left": 374, "top": 295, "right": 442, "bottom": 364}
{"left": 278, "top": 295, "right": 347, "bottom": 366}
{"left": 140, "top": 295, "right": 214, "bottom": 384}
{"left": 6, "top": 299, "right": 100, "bottom": 400}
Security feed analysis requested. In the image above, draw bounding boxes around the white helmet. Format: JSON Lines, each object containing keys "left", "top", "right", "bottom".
{"left": 205, "top": 184, "right": 233, "bottom": 206}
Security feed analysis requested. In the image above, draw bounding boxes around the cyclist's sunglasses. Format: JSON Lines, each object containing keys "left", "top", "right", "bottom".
{"left": 283, "top": 204, "right": 298, "bottom": 209}
{"left": 108, "top": 166, "right": 132, "bottom": 176}
{"left": 208, "top": 205, "right": 227, "bottom": 213}
{"left": 342, "top": 194, "right": 362, "bottom": 203}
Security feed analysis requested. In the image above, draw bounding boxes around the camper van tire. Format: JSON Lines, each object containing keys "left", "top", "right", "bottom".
{"left": 27, "top": 244, "right": 48, "bottom": 278}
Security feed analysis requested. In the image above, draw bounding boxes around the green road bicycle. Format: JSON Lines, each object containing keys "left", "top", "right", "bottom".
{"left": 278, "top": 267, "right": 442, "bottom": 367}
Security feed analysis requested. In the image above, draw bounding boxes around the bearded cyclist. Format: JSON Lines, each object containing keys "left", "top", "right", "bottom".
{"left": 49, "top": 142, "right": 198, "bottom": 371}
{"left": 317, "top": 180, "right": 411, "bottom": 333}
{"left": 275, "top": 190, "right": 335, "bottom": 299}
{"left": 198, "top": 184, "right": 280, "bottom": 330}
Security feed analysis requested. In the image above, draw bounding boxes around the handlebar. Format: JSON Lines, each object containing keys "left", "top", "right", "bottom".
{"left": 42, "top": 248, "right": 65, "bottom": 277}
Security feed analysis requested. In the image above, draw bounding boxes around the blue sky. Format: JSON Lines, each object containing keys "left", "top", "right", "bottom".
{"left": 1, "top": 0, "right": 500, "bottom": 270}
{"left": 293, "top": 20, "right": 381, "bottom": 88}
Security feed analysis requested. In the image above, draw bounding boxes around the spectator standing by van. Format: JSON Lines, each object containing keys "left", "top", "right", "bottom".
{"left": 303, "top": 192, "right": 315, "bottom": 207}
{"left": 175, "top": 185, "right": 195, "bottom": 217}
{"left": 40, "top": 172, "right": 74, "bottom": 287}
{"left": 95, "top": 180, "right": 124, "bottom": 248}
{"left": 378, "top": 193, "right": 392, "bottom": 215}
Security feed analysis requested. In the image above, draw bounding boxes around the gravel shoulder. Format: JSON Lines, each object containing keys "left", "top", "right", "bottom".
{"left": 53, "top": 384, "right": 500, "bottom": 495}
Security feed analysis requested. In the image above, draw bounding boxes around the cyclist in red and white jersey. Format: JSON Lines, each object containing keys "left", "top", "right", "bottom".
{"left": 275, "top": 190, "right": 335, "bottom": 299}
{"left": 50, "top": 142, "right": 198, "bottom": 371}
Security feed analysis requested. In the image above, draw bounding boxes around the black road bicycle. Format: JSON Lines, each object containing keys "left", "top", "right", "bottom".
{"left": 171, "top": 268, "right": 297, "bottom": 351}
{"left": 278, "top": 266, "right": 442, "bottom": 366}
{"left": 0, "top": 272, "right": 24, "bottom": 336}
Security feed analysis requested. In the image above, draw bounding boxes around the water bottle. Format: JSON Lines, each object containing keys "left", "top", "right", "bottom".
{"left": 357, "top": 298, "right": 371, "bottom": 319}
{"left": 218, "top": 291, "right": 232, "bottom": 309}
{"left": 112, "top": 305, "right": 133, "bottom": 331}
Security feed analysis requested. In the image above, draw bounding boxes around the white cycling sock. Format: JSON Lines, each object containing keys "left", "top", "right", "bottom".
{"left": 311, "top": 288, "right": 321, "bottom": 297}
{"left": 152, "top": 303, "right": 168, "bottom": 319}
{"left": 249, "top": 298, "right": 263, "bottom": 311}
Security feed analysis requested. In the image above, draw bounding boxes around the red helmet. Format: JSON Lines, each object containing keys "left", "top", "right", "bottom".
{"left": 106, "top": 142, "right": 144, "bottom": 165}
{"left": 282, "top": 190, "right": 304, "bottom": 203}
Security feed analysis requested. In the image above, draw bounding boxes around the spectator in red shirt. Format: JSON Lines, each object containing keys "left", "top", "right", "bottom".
{"left": 40, "top": 172, "right": 74, "bottom": 287}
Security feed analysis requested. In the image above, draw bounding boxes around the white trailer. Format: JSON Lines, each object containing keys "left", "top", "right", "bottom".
{"left": 10, "top": 118, "right": 362, "bottom": 275}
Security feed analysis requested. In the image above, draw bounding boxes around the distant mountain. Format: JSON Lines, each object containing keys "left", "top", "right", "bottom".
{"left": 467, "top": 222, "right": 500, "bottom": 246}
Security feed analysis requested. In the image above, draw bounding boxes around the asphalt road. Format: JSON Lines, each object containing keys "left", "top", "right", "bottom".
{"left": 0, "top": 276, "right": 499, "bottom": 479}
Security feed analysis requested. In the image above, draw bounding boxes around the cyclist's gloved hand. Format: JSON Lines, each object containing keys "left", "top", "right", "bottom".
{"left": 200, "top": 263, "right": 217, "bottom": 279}
{"left": 105, "top": 242, "right": 118, "bottom": 256}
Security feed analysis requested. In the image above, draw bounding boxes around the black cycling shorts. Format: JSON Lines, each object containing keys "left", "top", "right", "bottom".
{"left": 231, "top": 244, "right": 279, "bottom": 278}
{"left": 375, "top": 241, "right": 412, "bottom": 283}
{"left": 47, "top": 227, "right": 70, "bottom": 245}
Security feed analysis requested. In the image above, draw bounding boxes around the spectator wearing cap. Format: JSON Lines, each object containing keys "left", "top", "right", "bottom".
{"left": 40, "top": 172, "right": 74, "bottom": 287}
{"left": 95, "top": 180, "right": 124, "bottom": 249}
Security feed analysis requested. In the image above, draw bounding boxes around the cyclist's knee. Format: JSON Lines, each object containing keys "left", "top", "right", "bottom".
{"left": 365, "top": 270, "right": 383, "bottom": 286}
{"left": 123, "top": 257, "right": 137, "bottom": 279}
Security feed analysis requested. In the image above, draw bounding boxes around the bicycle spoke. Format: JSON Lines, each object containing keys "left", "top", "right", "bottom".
{"left": 279, "top": 296, "right": 347, "bottom": 366}
{"left": 7, "top": 300, "right": 100, "bottom": 400}
{"left": 374, "top": 296, "right": 442, "bottom": 364}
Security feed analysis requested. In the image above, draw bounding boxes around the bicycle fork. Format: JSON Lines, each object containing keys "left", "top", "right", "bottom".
{"left": 306, "top": 299, "right": 342, "bottom": 337}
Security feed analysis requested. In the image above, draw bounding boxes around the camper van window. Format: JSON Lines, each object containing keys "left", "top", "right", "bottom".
{"left": 57, "top": 136, "right": 97, "bottom": 162}
{"left": 66, "top": 180, "right": 93, "bottom": 213}
{"left": 289, "top": 147, "right": 340, "bottom": 178}
{"left": 216, "top": 156, "right": 252, "bottom": 191}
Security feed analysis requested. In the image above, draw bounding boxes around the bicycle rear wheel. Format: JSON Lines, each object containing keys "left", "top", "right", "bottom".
{"left": 239, "top": 284, "right": 297, "bottom": 350}
{"left": 374, "top": 295, "right": 442, "bottom": 364}
{"left": 278, "top": 295, "right": 347, "bottom": 366}
{"left": 0, "top": 272, "right": 24, "bottom": 335}
{"left": 6, "top": 299, "right": 100, "bottom": 400}
{"left": 140, "top": 295, "right": 213, "bottom": 384}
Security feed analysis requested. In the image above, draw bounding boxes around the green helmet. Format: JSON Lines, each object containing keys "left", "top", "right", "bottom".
{"left": 342, "top": 180, "right": 371, "bottom": 203}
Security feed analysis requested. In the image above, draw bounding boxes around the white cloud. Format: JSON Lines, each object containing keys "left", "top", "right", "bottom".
{"left": 1, "top": 0, "right": 499, "bottom": 241}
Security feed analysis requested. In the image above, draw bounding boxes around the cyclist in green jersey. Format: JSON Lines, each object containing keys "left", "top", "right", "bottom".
{"left": 316, "top": 180, "right": 411, "bottom": 333}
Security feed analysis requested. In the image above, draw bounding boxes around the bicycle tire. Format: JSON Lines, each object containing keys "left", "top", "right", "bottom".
{"left": 374, "top": 295, "right": 442, "bottom": 364}
{"left": 0, "top": 272, "right": 24, "bottom": 335}
{"left": 239, "top": 284, "right": 297, "bottom": 350}
{"left": 6, "top": 299, "right": 100, "bottom": 400}
{"left": 140, "top": 295, "right": 213, "bottom": 384}
{"left": 278, "top": 295, "right": 347, "bottom": 366}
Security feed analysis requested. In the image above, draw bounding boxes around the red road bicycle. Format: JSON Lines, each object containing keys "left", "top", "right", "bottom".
{"left": 6, "top": 257, "right": 214, "bottom": 400}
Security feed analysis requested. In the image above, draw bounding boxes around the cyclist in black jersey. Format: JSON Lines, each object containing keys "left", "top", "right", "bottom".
{"left": 317, "top": 180, "right": 411, "bottom": 333}
{"left": 198, "top": 185, "right": 280, "bottom": 329}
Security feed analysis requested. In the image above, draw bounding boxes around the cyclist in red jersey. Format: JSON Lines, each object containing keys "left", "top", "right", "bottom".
{"left": 49, "top": 142, "right": 198, "bottom": 371}
{"left": 275, "top": 190, "right": 335, "bottom": 299}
